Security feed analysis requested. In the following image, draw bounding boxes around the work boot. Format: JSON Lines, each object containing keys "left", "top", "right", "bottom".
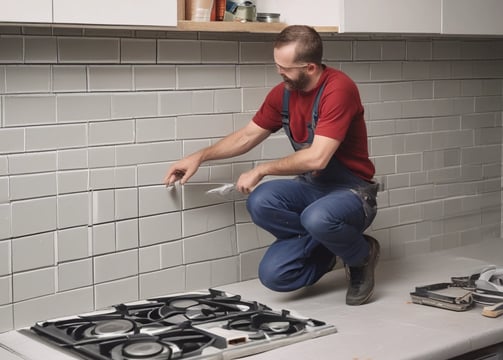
{"left": 345, "top": 235, "right": 380, "bottom": 306}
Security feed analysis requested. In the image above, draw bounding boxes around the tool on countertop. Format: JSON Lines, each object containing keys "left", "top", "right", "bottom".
{"left": 482, "top": 302, "right": 503, "bottom": 318}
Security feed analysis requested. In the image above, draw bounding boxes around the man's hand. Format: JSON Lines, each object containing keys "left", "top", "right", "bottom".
{"left": 163, "top": 153, "right": 202, "bottom": 187}
{"left": 236, "top": 166, "right": 264, "bottom": 194}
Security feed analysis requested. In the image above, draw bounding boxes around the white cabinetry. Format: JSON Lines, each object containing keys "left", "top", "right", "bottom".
{"left": 53, "top": 0, "right": 177, "bottom": 27}
{"left": 341, "top": 0, "right": 441, "bottom": 33}
{"left": 442, "top": 0, "right": 503, "bottom": 35}
{"left": 0, "top": 0, "right": 52, "bottom": 23}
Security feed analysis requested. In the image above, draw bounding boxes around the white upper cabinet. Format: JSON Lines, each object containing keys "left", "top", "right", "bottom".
{"left": 0, "top": 0, "right": 52, "bottom": 23}
{"left": 53, "top": 0, "right": 177, "bottom": 27}
{"left": 442, "top": 0, "right": 503, "bottom": 35}
{"left": 341, "top": 0, "right": 441, "bottom": 34}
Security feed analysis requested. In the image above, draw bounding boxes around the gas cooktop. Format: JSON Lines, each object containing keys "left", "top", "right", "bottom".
{"left": 28, "top": 289, "right": 337, "bottom": 360}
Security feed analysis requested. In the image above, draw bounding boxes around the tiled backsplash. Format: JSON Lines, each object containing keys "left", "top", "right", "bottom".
{"left": 0, "top": 27, "right": 502, "bottom": 331}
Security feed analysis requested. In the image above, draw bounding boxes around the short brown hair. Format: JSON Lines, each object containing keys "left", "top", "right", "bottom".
{"left": 274, "top": 25, "right": 323, "bottom": 65}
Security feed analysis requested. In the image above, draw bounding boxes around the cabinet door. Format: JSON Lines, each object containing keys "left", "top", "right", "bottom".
{"left": 442, "top": 0, "right": 503, "bottom": 35}
{"left": 342, "top": 0, "right": 441, "bottom": 33}
{"left": 53, "top": 0, "right": 177, "bottom": 27}
{"left": 0, "top": 0, "right": 52, "bottom": 23}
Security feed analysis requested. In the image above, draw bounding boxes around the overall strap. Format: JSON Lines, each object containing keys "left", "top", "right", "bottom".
{"left": 281, "top": 82, "right": 327, "bottom": 151}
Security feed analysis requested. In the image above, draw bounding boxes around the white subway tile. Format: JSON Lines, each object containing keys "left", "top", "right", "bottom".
{"left": 90, "top": 168, "right": 115, "bottom": 190}
{"left": 211, "top": 256, "right": 239, "bottom": 287}
{"left": 139, "top": 266, "right": 185, "bottom": 299}
{"left": 242, "top": 87, "right": 268, "bottom": 112}
{"left": 139, "top": 212, "right": 181, "bottom": 246}
{"left": 58, "top": 192, "right": 90, "bottom": 228}
{"left": 0, "top": 276, "right": 11, "bottom": 305}
{"left": 95, "top": 277, "right": 138, "bottom": 309}
{"left": 240, "top": 42, "right": 274, "bottom": 63}
{"left": 381, "top": 82, "right": 412, "bottom": 101}
{"left": 111, "top": 93, "right": 158, "bottom": 119}
{"left": 177, "top": 65, "right": 236, "bottom": 89}
{"left": 13, "top": 267, "right": 55, "bottom": 302}
{"left": 160, "top": 240, "right": 183, "bottom": 268}
{"left": 183, "top": 226, "right": 236, "bottom": 264}
{"left": 354, "top": 41, "right": 381, "bottom": 61}
{"left": 177, "top": 114, "right": 233, "bottom": 140}
{"left": 4, "top": 95, "right": 56, "bottom": 126}
{"left": 0, "top": 305, "right": 12, "bottom": 332}
{"left": 115, "top": 166, "right": 137, "bottom": 189}
{"left": 182, "top": 203, "right": 234, "bottom": 238}
{"left": 52, "top": 65, "right": 87, "bottom": 92}
{"left": 89, "top": 120, "right": 134, "bottom": 146}
{"left": 214, "top": 88, "right": 242, "bottom": 113}
{"left": 370, "top": 62, "right": 402, "bottom": 81}
{"left": 58, "top": 259, "right": 92, "bottom": 291}
{"left": 406, "top": 41, "right": 432, "bottom": 61}
{"left": 240, "top": 248, "right": 265, "bottom": 281}
{"left": 238, "top": 65, "right": 266, "bottom": 87}
{"left": 139, "top": 245, "right": 161, "bottom": 273}
{"left": 88, "top": 65, "right": 133, "bottom": 91}
{"left": 186, "top": 262, "right": 211, "bottom": 290}
{"left": 0, "top": 37, "right": 23, "bottom": 63}
{"left": 115, "top": 188, "right": 138, "bottom": 220}
{"left": 261, "top": 135, "right": 291, "bottom": 159}
{"left": 92, "top": 222, "right": 115, "bottom": 255}
{"left": 57, "top": 226, "right": 89, "bottom": 262}
{"left": 0, "top": 177, "right": 8, "bottom": 204}
{"left": 0, "top": 128, "right": 23, "bottom": 154}
{"left": 159, "top": 91, "right": 192, "bottom": 115}
{"left": 0, "top": 240, "right": 11, "bottom": 275}
{"left": 158, "top": 39, "right": 201, "bottom": 63}
{"left": 58, "top": 37, "right": 120, "bottom": 63}
{"left": 11, "top": 197, "right": 57, "bottom": 237}
{"left": 24, "top": 36, "right": 56, "bottom": 62}
{"left": 192, "top": 90, "right": 214, "bottom": 114}
{"left": 88, "top": 147, "right": 115, "bottom": 168}
{"left": 116, "top": 218, "right": 139, "bottom": 251}
{"left": 136, "top": 117, "right": 176, "bottom": 143}
{"left": 94, "top": 249, "right": 138, "bottom": 283}
{"left": 341, "top": 63, "right": 371, "bottom": 82}
{"left": 92, "top": 189, "right": 115, "bottom": 224}
{"left": 121, "top": 39, "right": 156, "bottom": 64}
{"left": 116, "top": 142, "right": 182, "bottom": 166}
{"left": 13, "top": 287, "right": 93, "bottom": 328}
{"left": 12, "top": 232, "right": 54, "bottom": 272}
{"left": 5, "top": 65, "right": 51, "bottom": 93}
{"left": 58, "top": 148, "right": 88, "bottom": 170}
{"left": 134, "top": 65, "right": 176, "bottom": 90}
{"left": 57, "top": 94, "right": 111, "bottom": 123}
{"left": 10, "top": 173, "right": 56, "bottom": 200}
{"left": 202, "top": 40, "right": 239, "bottom": 63}
{"left": 402, "top": 62, "right": 429, "bottom": 80}
{"left": 26, "top": 124, "right": 87, "bottom": 151}
{"left": 139, "top": 185, "right": 181, "bottom": 217}
{"left": 57, "top": 170, "right": 88, "bottom": 194}
{"left": 0, "top": 66, "right": 5, "bottom": 93}
{"left": 323, "top": 41, "right": 352, "bottom": 61}
{"left": 432, "top": 40, "right": 461, "bottom": 60}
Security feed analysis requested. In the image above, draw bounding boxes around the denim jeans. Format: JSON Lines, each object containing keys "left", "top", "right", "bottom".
{"left": 246, "top": 159, "right": 377, "bottom": 292}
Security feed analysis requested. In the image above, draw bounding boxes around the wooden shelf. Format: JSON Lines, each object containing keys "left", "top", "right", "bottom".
{"left": 177, "top": 20, "right": 338, "bottom": 33}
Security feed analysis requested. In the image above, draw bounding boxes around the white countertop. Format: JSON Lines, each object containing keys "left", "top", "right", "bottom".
{"left": 1, "top": 238, "right": 503, "bottom": 360}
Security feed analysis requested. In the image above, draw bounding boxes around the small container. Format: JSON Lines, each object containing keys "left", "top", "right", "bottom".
{"left": 186, "top": 0, "right": 214, "bottom": 22}
{"left": 256, "top": 12, "right": 280, "bottom": 23}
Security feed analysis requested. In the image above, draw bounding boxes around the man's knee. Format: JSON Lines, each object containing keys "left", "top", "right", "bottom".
{"left": 258, "top": 259, "right": 301, "bottom": 292}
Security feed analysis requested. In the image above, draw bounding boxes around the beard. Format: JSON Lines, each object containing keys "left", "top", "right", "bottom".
{"left": 282, "top": 71, "right": 310, "bottom": 91}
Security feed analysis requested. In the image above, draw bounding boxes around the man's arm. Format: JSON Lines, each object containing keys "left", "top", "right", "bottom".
{"left": 236, "top": 134, "right": 341, "bottom": 193}
{"left": 163, "top": 121, "right": 271, "bottom": 186}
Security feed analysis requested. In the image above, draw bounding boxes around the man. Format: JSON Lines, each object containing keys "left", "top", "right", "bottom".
{"left": 164, "top": 25, "right": 379, "bottom": 306}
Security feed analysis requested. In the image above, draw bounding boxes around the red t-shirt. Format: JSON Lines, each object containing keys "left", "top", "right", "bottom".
{"left": 252, "top": 67, "right": 375, "bottom": 182}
